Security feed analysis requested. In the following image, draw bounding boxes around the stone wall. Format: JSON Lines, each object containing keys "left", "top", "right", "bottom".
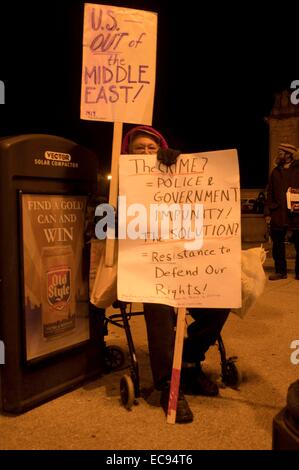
{"left": 266, "top": 89, "right": 299, "bottom": 173}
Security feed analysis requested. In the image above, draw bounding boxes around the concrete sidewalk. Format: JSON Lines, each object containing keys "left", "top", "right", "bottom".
{"left": 0, "top": 256, "right": 298, "bottom": 450}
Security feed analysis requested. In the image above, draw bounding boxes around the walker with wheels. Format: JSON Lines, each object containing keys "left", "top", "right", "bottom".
{"left": 102, "top": 301, "right": 242, "bottom": 410}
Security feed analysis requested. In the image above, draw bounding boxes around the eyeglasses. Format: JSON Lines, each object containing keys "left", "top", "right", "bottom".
{"left": 131, "top": 143, "right": 160, "bottom": 154}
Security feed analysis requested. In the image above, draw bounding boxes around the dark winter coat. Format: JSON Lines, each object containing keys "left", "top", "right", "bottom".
{"left": 264, "top": 159, "right": 299, "bottom": 229}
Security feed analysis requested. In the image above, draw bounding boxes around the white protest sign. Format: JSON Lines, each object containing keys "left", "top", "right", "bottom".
{"left": 117, "top": 151, "right": 242, "bottom": 308}
{"left": 80, "top": 4, "right": 157, "bottom": 124}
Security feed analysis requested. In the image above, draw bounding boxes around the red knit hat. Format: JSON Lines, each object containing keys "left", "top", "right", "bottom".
{"left": 121, "top": 125, "right": 168, "bottom": 154}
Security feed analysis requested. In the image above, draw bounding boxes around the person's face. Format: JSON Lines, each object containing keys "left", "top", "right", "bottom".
{"left": 130, "top": 135, "right": 160, "bottom": 154}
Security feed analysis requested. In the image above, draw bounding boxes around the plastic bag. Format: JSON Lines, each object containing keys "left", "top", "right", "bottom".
{"left": 89, "top": 238, "right": 117, "bottom": 308}
{"left": 231, "top": 246, "right": 266, "bottom": 318}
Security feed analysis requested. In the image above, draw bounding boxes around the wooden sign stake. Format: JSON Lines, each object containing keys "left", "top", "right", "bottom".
{"left": 167, "top": 307, "right": 186, "bottom": 424}
{"left": 105, "top": 121, "right": 123, "bottom": 267}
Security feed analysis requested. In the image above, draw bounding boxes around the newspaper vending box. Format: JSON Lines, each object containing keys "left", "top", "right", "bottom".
{"left": 0, "top": 134, "right": 105, "bottom": 413}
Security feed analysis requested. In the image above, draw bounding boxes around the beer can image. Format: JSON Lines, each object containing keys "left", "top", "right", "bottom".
{"left": 41, "top": 245, "right": 76, "bottom": 338}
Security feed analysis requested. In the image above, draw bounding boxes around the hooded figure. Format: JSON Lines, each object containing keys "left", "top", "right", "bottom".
{"left": 265, "top": 143, "right": 299, "bottom": 229}
{"left": 264, "top": 143, "right": 299, "bottom": 280}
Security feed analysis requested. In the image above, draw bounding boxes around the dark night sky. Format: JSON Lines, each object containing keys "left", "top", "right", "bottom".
{"left": 0, "top": 0, "right": 298, "bottom": 188}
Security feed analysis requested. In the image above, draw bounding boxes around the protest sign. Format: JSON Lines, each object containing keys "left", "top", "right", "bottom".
{"left": 81, "top": 4, "right": 157, "bottom": 124}
{"left": 117, "top": 150, "right": 242, "bottom": 308}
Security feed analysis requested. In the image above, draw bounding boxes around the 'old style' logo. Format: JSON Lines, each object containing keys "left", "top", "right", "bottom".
{"left": 47, "top": 268, "right": 71, "bottom": 310}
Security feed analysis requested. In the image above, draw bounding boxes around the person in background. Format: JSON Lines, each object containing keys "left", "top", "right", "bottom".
{"left": 254, "top": 191, "right": 266, "bottom": 214}
{"left": 264, "top": 143, "right": 299, "bottom": 280}
{"left": 121, "top": 125, "right": 230, "bottom": 423}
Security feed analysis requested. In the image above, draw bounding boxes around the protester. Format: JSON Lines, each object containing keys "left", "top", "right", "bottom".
{"left": 264, "top": 143, "right": 299, "bottom": 280}
{"left": 121, "top": 125, "right": 230, "bottom": 423}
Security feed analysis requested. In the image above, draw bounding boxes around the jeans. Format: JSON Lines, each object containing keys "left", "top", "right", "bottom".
{"left": 271, "top": 228, "right": 299, "bottom": 275}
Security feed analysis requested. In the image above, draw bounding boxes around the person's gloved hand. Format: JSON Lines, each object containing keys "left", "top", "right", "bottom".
{"left": 157, "top": 148, "right": 181, "bottom": 167}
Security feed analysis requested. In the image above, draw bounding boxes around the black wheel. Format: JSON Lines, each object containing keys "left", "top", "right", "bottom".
{"left": 120, "top": 374, "right": 135, "bottom": 409}
{"left": 104, "top": 345, "right": 125, "bottom": 371}
{"left": 221, "top": 358, "right": 242, "bottom": 387}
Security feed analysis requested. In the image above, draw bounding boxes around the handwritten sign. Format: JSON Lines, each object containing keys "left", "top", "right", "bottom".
{"left": 80, "top": 4, "right": 157, "bottom": 124}
{"left": 117, "top": 151, "right": 242, "bottom": 308}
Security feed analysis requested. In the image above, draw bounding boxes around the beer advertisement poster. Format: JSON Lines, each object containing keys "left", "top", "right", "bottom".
{"left": 21, "top": 194, "right": 90, "bottom": 361}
